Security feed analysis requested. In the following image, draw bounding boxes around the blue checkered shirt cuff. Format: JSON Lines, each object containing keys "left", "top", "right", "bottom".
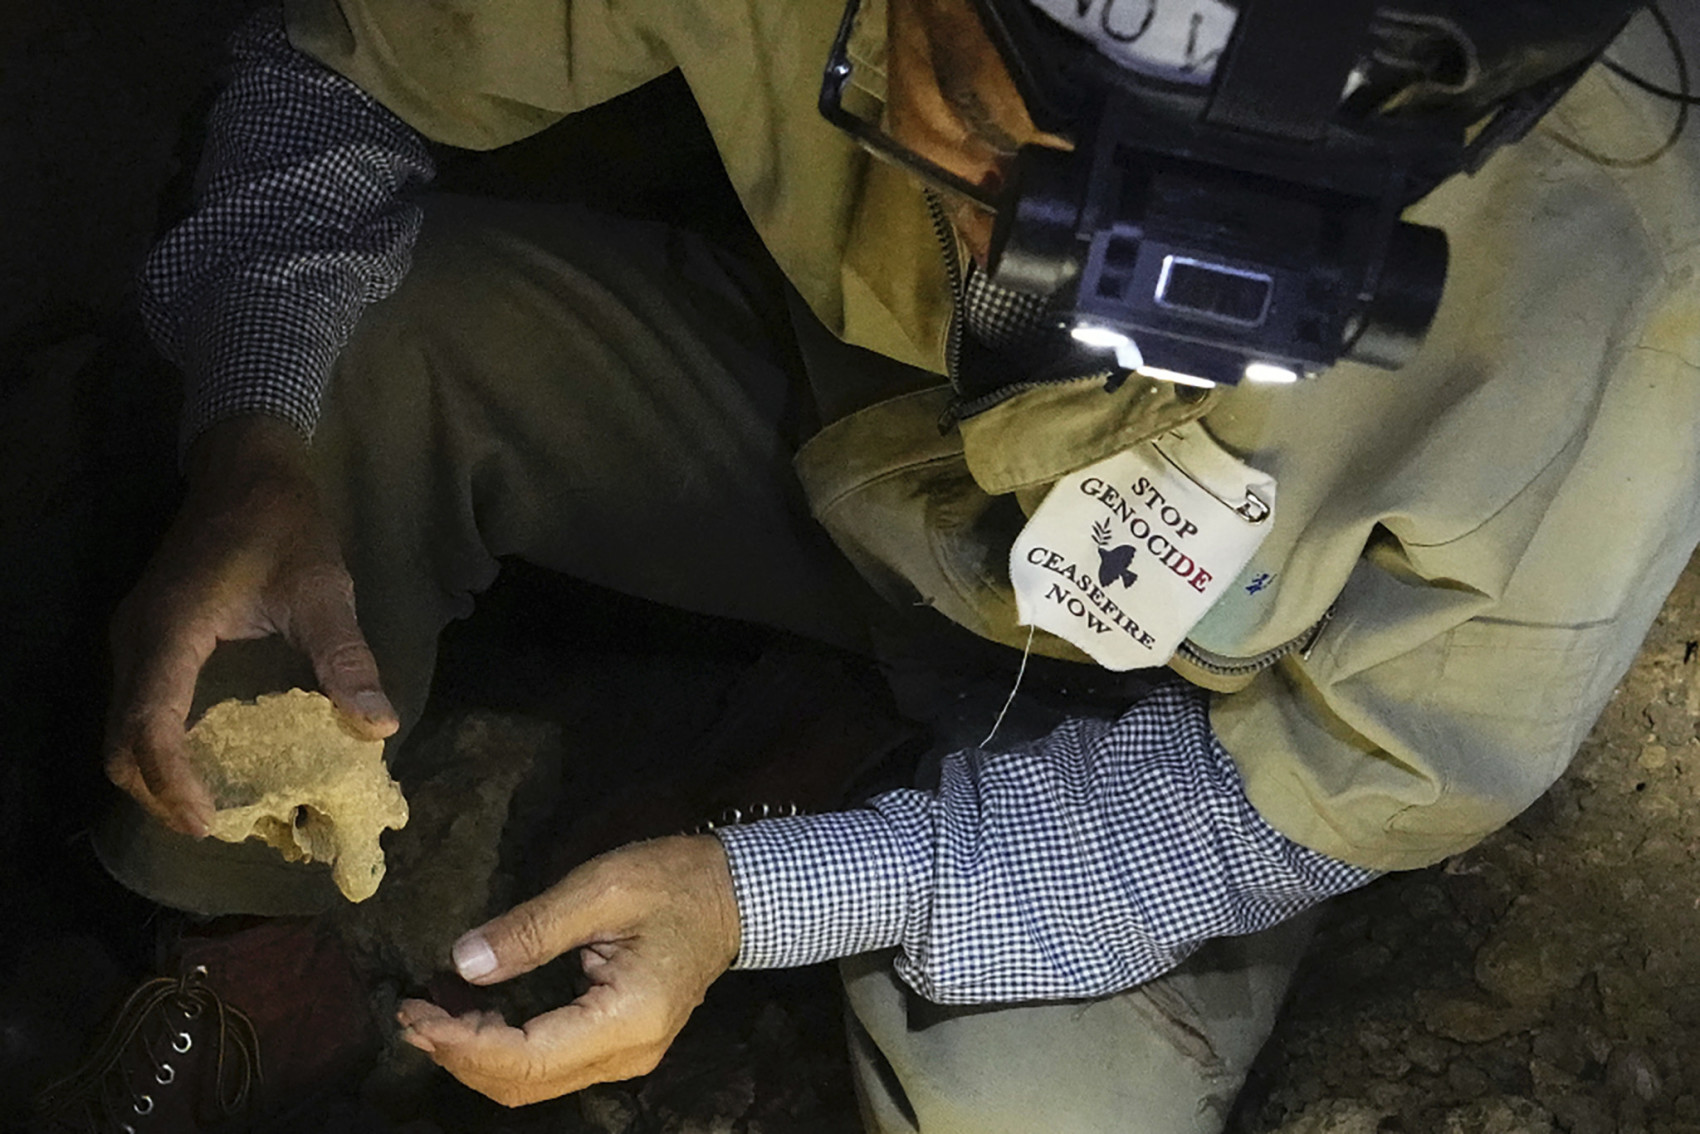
{"left": 716, "top": 682, "right": 1377, "bottom": 1004}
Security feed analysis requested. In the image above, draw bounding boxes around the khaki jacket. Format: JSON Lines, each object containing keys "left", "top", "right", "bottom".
{"left": 284, "top": 0, "right": 1700, "bottom": 871}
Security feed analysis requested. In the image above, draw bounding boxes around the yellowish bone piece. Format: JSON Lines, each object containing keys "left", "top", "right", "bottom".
{"left": 184, "top": 689, "right": 408, "bottom": 902}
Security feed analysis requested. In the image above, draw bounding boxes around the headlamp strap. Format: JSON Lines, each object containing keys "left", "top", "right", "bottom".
{"left": 1204, "top": 0, "right": 1379, "bottom": 142}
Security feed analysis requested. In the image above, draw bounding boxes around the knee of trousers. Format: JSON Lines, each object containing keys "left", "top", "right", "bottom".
{"left": 838, "top": 925, "right": 1317, "bottom": 1134}
{"left": 325, "top": 195, "right": 578, "bottom": 419}
{"left": 330, "top": 193, "right": 778, "bottom": 417}
{"left": 318, "top": 193, "right": 875, "bottom": 654}
{"left": 313, "top": 190, "right": 797, "bottom": 532}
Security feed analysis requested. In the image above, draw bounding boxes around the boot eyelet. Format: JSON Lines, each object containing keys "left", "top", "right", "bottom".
{"left": 133, "top": 1094, "right": 155, "bottom": 1115}
{"left": 156, "top": 1062, "right": 176, "bottom": 1085}
{"left": 172, "top": 1031, "right": 194, "bottom": 1054}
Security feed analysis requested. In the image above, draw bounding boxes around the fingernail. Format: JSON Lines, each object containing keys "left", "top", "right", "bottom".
{"left": 354, "top": 690, "right": 392, "bottom": 721}
{"left": 453, "top": 933, "right": 497, "bottom": 981}
{"left": 400, "top": 1028, "right": 436, "bottom": 1054}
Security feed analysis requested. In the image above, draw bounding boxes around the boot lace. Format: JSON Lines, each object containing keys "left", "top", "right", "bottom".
{"left": 33, "top": 965, "right": 260, "bottom": 1132}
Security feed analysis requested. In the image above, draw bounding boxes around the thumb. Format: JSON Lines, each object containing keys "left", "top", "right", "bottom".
{"left": 452, "top": 868, "right": 609, "bottom": 986}
{"left": 282, "top": 565, "right": 399, "bottom": 740}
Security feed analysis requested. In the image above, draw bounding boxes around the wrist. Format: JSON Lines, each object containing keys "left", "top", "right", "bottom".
{"left": 682, "top": 834, "right": 743, "bottom": 970}
{"left": 185, "top": 414, "right": 312, "bottom": 487}
{"left": 181, "top": 415, "right": 325, "bottom": 533}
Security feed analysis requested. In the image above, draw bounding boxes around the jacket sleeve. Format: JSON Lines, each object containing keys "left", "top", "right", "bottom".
{"left": 1213, "top": 251, "right": 1700, "bottom": 872}
{"left": 282, "top": 0, "right": 676, "bottom": 150}
{"left": 1183, "top": 60, "right": 1700, "bottom": 872}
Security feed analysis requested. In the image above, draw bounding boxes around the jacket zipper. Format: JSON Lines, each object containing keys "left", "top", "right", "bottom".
{"left": 1175, "top": 606, "right": 1335, "bottom": 678}
{"left": 924, "top": 190, "right": 967, "bottom": 391}
{"left": 925, "top": 191, "right": 1118, "bottom": 429}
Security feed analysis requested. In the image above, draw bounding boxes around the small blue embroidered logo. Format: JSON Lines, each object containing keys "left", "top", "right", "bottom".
{"left": 1245, "top": 572, "right": 1272, "bottom": 595}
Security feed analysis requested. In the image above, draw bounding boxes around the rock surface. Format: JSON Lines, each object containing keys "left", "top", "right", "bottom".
{"left": 334, "top": 710, "right": 556, "bottom": 983}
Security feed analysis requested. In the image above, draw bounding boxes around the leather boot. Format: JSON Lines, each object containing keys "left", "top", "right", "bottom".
{"left": 32, "top": 917, "right": 378, "bottom": 1133}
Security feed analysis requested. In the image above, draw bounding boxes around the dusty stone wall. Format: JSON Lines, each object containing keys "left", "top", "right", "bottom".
{"left": 1, "top": 0, "right": 258, "bottom": 352}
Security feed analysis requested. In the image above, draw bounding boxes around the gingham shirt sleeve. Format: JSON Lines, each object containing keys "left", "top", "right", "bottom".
{"left": 139, "top": 7, "right": 434, "bottom": 448}
{"left": 715, "top": 681, "right": 1378, "bottom": 1004}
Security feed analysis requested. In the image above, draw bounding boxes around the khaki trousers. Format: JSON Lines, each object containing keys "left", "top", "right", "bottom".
{"left": 97, "top": 195, "right": 1312, "bottom": 1133}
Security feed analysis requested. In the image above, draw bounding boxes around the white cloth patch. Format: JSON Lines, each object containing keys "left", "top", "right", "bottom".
{"left": 1025, "top": 0, "right": 1238, "bottom": 86}
{"left": 1010, "top": 423, "right": 1275, "bottom": 670}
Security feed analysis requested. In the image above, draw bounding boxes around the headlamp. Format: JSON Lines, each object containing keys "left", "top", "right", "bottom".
{"left": 822, "top": 0, "right": 1643, "bottom": 390}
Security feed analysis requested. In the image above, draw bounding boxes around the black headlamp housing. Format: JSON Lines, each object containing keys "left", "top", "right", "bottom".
{"left": 969, "top": 0, "right": 1643, "bottom": 385}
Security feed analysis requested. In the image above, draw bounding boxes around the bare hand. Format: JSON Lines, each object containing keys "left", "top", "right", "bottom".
{"left": 396, "top": 835, "right": 741, "bottom": 1107}
{"left": 105, "top": 416, "right": 397, "bottom": 836}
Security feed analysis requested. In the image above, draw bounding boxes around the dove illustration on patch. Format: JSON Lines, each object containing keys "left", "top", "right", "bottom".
{"left": 1010, "top": 422, "right": 1276, "bottom": 670}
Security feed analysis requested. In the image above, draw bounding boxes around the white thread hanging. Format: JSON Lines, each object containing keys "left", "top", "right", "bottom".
{"left": 981, "top": 624, "right": 1037, "bottom": 747}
